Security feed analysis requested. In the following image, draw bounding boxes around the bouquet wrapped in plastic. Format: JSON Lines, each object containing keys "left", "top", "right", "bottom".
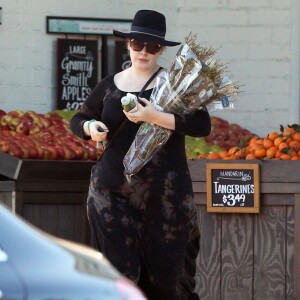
{"left": 123, "top": 33, "right": 240, "bottom": 181}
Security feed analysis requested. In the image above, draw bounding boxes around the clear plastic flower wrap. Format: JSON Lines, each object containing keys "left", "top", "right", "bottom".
{"left": 123, "top": 33, "right": 240, "bottom": 181}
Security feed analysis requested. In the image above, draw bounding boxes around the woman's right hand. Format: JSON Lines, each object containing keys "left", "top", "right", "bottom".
{"left": 84, "top": 120, "right": 109, "bottom": 143}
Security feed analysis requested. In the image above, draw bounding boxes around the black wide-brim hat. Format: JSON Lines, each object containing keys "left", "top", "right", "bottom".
{"left": 113, "top": 10, "right": 181, "bottom": 47}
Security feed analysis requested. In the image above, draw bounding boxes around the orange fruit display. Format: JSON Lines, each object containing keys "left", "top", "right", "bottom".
{"left": 196, "top": 124, "right": 300, "bottom": 161}
{"left": 291, "top": 155, "right": 300, "bottom": 160}
{"left": 278, "top": 142, "right": 289, "bottom": 151}
{"left": 289, "top": 140, "right": 300, "bottom": 151}
{"left": 254, "top": 148, "right": 266, "bottom": 158}
{"left": 268, "top": 131, "right": 279, "bottom": 141}
{"left": 245, "top": 153, "right": 256, "bottom": 160}
{"left": 274, "top": 137, "right": 284, "bottom": 147}
{"left": 262, "top": 138, "right": 274, "bottom": 149}
{"left": 218, "top": 150, "right": 229, "bottom": 159}
{"left": 279, "top": 153, "right": 291, "bottom": 160}
{"left": 207, "top": 152, "right": 221, "bottom": 160}
{"left": 282, "top": 127, "right": 295, "bottom": 138}
{"left": 265, "top": 146, "right": 277, "bottom": 158}
{"left": 293, "top": 133, "right": 300, "bottom": 142}
{"left": 228, "top": 146, "right": 240, "bottom": 157}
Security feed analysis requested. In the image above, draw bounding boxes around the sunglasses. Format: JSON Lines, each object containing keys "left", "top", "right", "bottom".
{"left": 130, "top": 39, "right": 162, "bottom": 54}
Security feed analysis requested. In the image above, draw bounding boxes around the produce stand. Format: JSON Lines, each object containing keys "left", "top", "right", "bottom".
{"left": 0, "top": 152, "right": 299, "bottom": 299}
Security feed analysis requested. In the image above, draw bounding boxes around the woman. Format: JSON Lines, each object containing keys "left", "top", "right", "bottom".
{"left": 71, "top": 9, "right": 211, "bottom": 300}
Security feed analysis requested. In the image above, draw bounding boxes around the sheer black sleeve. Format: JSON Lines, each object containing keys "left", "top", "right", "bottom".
{"left": 70, "top": 75, "right": 114, "bottom": 139}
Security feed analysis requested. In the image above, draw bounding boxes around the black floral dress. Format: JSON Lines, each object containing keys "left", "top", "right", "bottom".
{"left": 71, "top": 74, "right": 211, "bottom": 300}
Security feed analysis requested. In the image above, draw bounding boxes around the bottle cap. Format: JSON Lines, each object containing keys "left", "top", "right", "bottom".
{"left": 121, "top": 96, "right": 130, "bottom": 105}
{"left": 126, "top": 93, "right": 137, "bottom": 101}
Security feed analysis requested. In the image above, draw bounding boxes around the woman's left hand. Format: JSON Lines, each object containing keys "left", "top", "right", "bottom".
{"left": 123, "top": 97, "right": 175, "bottom": 130}
{"left": 123, "top": 97, "right": 157, "bottom": 124}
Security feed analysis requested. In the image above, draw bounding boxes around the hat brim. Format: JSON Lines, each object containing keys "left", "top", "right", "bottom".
{"left": 113, "top": 30, "right": 181, "bottom": 47}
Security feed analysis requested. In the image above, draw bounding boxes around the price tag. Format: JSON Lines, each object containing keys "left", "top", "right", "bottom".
{"left": 206, "top": 163, "right": 260, "bottom": 213}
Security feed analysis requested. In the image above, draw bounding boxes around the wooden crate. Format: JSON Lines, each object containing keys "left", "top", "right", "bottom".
{"left": 0, "top": 152, "right": 95, "bottom": 245}
{"left": 190, "top": 159, "right": 299, "bottom": 300}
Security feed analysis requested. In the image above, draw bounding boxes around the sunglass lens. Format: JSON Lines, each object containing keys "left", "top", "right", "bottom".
{"left": 130, "top": 40, "right": 144, "bottom": 51}
{"left": 146, "top": 43, "right": 160, "bottom": 54}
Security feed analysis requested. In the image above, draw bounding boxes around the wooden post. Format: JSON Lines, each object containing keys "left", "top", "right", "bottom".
{"left": 294, "top": 194, "right": 300, "bottom": 299}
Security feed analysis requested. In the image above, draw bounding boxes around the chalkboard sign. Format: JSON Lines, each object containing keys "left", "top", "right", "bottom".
{"left": 206, "top": 163, "right": 260, "bottom": 213}
{"left": 57, "top": 39, "right": 98, "bottom": 110}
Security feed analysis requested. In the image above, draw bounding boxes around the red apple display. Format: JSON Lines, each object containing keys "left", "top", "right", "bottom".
{"left": 204, "top": 116, "right": 257, "bottom": 151}
{"left": 0, "top": 109, "right": 103, "bottom": 160}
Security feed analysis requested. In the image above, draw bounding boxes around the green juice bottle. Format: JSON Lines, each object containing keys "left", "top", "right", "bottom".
{"left": 121, "top": 93, "right": 138, "bottom": 112}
